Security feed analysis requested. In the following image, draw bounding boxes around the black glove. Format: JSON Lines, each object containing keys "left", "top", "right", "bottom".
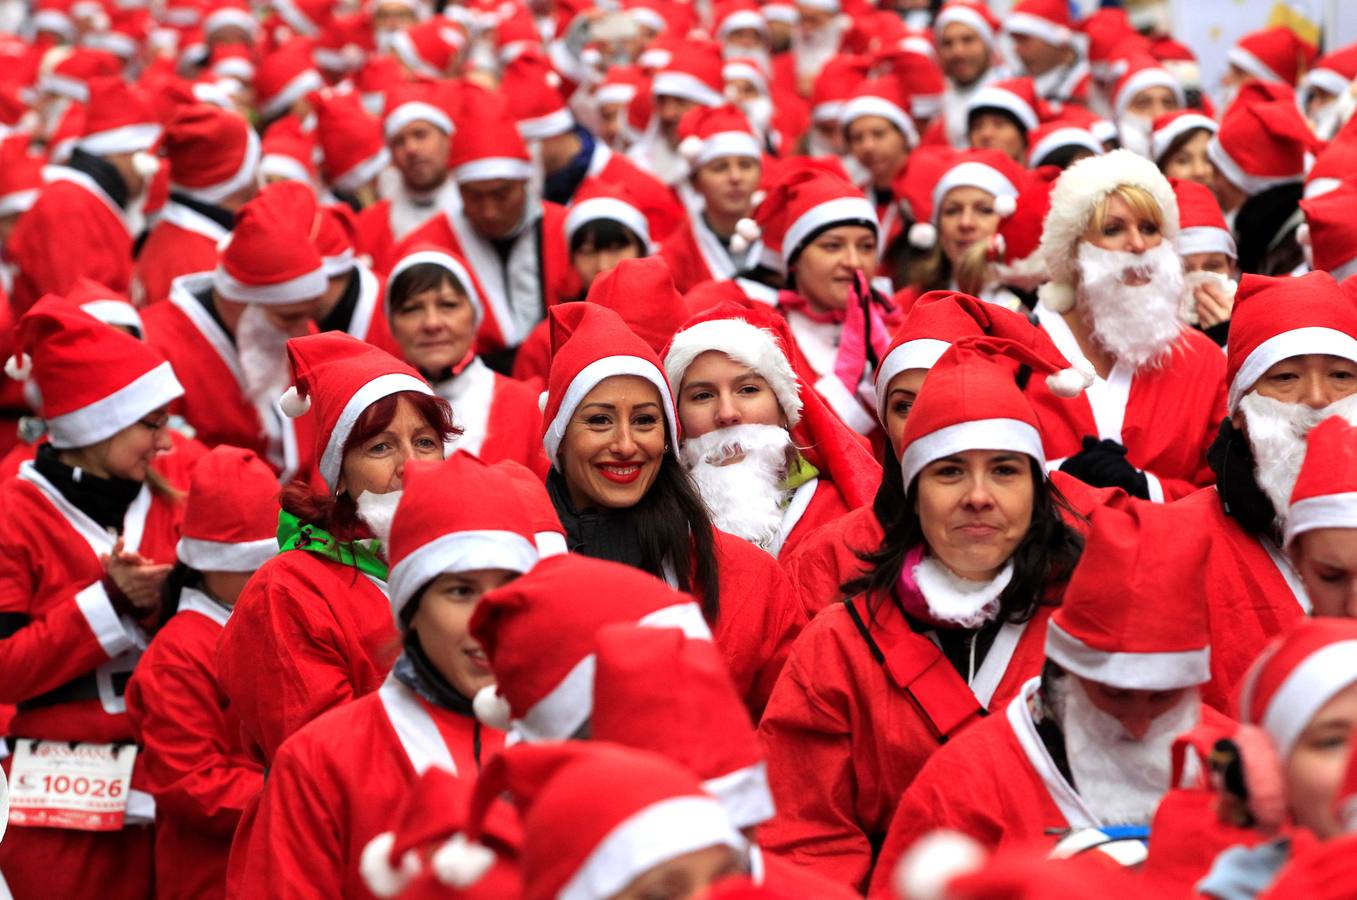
{"left": 1059, "top": 437, "right": 1150, "bottom": 499}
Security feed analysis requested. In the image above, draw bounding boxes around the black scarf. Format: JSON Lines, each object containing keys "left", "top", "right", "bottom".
{"left": 34, "top": 442, "right": 142, "bottom": 532}
{"left": 192, "top": 286, "right": 235, "bottom": 343}
{"left": 317, "top": 269, "right": 361, "bottom": 335}
{"left": 393, "top": 632, "right": 476, "bottom": 717}
{"left": 168, "top": 190, "right": 236, "bottom": 232}
{"left": 1206, "top": 417, "right": 1280, "bottom": 540}
{"left": 546, "top": 468, "right": 647, "bottom": 570}
{"left": 67, "top": 148, "right": 129, "bottom": 209}
{"left": 1234, "top": 183, "right": 1303, "bottom": 276}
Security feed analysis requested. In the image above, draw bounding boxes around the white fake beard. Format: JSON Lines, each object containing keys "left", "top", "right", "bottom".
{"left": 912, "top": 557, "right": 1013, "bottom": 629}
{"left": 1178, "top": 270, "right": 1237, "bottom": 326}
{"left": 1238, "top": 392, "right": 1357, "bottom": 526}
{"left": 236, "top": 303, "right": 296, "bottom": 406}
{"left": 741, "top": 95, "right": 774, "bottom": 135}
{"left": 1077, "top": 242, "right": 1185, "bottom": 371}
{"left": 354, "top": 489, "right": 402, "bottom": 547}
{"left": 1116, "top": 113, "right": 1154, "bottom": 159}
{"left": 1053, "top": 678, "right": 1200, "bottom": 827}
{"left": 681, "top": 423, "right": 793, "bottom": 552}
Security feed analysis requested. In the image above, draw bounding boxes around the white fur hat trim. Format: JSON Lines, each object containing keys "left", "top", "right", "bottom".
{"left": 664, "top": 318, "right": 803, "bottom": 426}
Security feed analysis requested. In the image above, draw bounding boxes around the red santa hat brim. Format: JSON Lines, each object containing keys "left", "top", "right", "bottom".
{"left": 261, "top": 69, "right": 324, "bottom": 120}
{"left": 1005, "top": 12, "right": 1071, "bottom": 46}
{"left": 543, "top": 356, "right": 679, "bottom": 468}
{"left": 664, "top": 318, "right": 803, "bottom": 427}
{"left": 874, "top": 338, "right": 950, "bottom": 422}
{"left": 177, "top": 535, "right": 279, "bottom": 572}
{"left": 1229, "top": 326, "right": 1357, "bottom": 412}
{"left": 389, "top": 530, "right": 538, "bottom": 620}
{"left": 213, "top": 263, "right": 327, "bottom": 305}
{"left": 936, "top": 6, "right": 995, "bottom": 46}
{"left": 47, "top": 361, "right": 184, "bottom": 449}
{"left": 454, "top": 157, "right": 533, "bottom": 184}
{"left": 318, "top": 373, "right": 435, "bottom": 488}
{"left": 1286, "top": 492, "right": 1357, "bottom": 547}
{"left": 79, "top": 300, "right": 144, "bottom": 333}
{"left": 900, "top": 418, "right": 1044, "bottom": 488}
{"left": 1045, "top": 619, "right": 1211, "bottom": 690}
{"left": 782, "top": 195, "right": 880, "bottom": 271}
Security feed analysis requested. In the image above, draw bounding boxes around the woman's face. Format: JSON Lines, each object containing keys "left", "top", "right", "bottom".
{"left": 608, "top": 844, "right": 744, "bottom": 900}
{"left": 1293, "top": 528, "right": 1357, "bottom": 618}
{"left": 561, "top": 375, "right": 667, "bottom": 510}
{"left": 845, "top": 115, "right": 909, "bottom": 187}
{"left": 884, "top": 368, "right": 927, "bottom": 457}
{"left": 1161, "top": 130, "right": 1214, "bottom": 187}
{"left": 792, "top": 225, "right": 878, "bottom": 312}
{"left": 1285, "top": 681, "right": 1357, "bottom": 839}
{"left": 573, "top": 236, "right": 643, "bottom": 291}
{"left": 410, "top": 568, "right": 517, "bottom": 699}
{"left": 1082, "top": 193, "right": 1164, "bottom": 259}
{"left": 692, "top": 155, "right": 762, "bottom": 222}
{"left": 390, "top": 280, "right": 477, "bottom": 373}
{"left": 337, "top": 396, "right": 445, "bottom": 498}
{"left": 914, "top": 449, "right": 1034, "bottom": 581}
{"left": 938, "top": 186, "right": 1000, "bottom": 267}
{"left": 82, "top": 405, "right": 174, "bottom": 482}
{"left": 678, "top": 350, "right": 785, "bottom": 439}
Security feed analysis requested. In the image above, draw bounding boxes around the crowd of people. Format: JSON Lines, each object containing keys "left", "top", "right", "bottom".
{"left": 1, "top": 0, "right": 1357, "bottom": 896}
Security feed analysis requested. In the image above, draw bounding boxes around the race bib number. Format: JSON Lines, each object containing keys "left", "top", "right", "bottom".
{"left": 7, "top": 740, "right": 136, "bottom": 831}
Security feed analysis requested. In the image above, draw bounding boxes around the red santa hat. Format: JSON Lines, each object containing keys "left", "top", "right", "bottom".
{"left": 202, "top": 0, "right": 254, "bottom": 38}
{"left": 312, "top": 12, "right": 375, "bottom": 75}
{"left": 448, "top": 87, "right": 532, "bottom": 184}
{"left": 899, "top": 336, "right": 1088, "bottom": 487}
{"left": 64, "top": 276, "right": 144, "bottom": 334}
{"left": 1299, "top": 181, "right": 1357, "bottom": 280}
{"left": 564, "top": 180, "right": 654, "bottom": 252}
{"left": 1027, "top": 117, "right": 1103, "bottom": 168}
{"left": 839, "top": 75, "right": 918, "bottom": 148}
{"left": 34, "top": 0, "right": 77, "bottom": 40}
{"left": 311, "top": 204, "right": 359, "bottom": 276}
{"left": 271, "top": 0, "right": 331, "bottom": 37}
{"left": 387, "top": 453, "right": 538, "bottom": 622}
{"left": 965, "top": 76, "right": 1043, "bottom": 134}
{"left": 258, "top": 115, "right": 316, "bottom": 184}
{"left": 255, "top": 40, "right": 324, "bottom": 120}
{"left": 1305, "top": 117, "right": 1357, "bottom": 199}
{"left": 760, "top": 0, "right": 797, "bottom": 25}
{"left": 594, "top": 63, "right": 646, "bottom": 109}
{"left": 40, "top": 47, "right": 121, "bottom": 102}
{"left": 177, "top": 446, "right": 280, "bottom": 572}
{"left": 0, "top": 138, "right": 44, "bottom": 220}
{"left": 651, "top": 45, "right": 725, "bottom": 108}
{"left": 1228, "top": 25, "right": 1316, "bottom": 87}
{"left": 1208, "top": 99, "right": 1319, "bottom": 198}
{"left": 501, "top": 47, "right": 573, "bottom": 140}
{"left": 209, "top": 43, "right": 256, "bottom": 83}
{"left": 1036, "top": 149, "right": 1179, "bottom": 314}
{"left": 934, "top": 0, "right": 999, "bottom": 49}
{"left": 885, "top": 46, "right": 946, "bottom": 122}
{"left": 1300, "top": 43, "right": 1357, "bottom": 108}
{"left": 436, "top": 742, "right": 742, "bottom": 899}
{"left": 740, "top": 161, "right": 877, "bottom": 274}
{"left": 575, "top": 257, "right": 690, "bottom": 359}
{"left": 810, "top": 54, "right": 870, "bottom": 127}
{"left": 163, "top": 102, "right": 259, "bottom": 204}
{"left": 1150, "top": 109, "right": 1216, "bottom": 164}
{"left": 1004, "top": 0, "right": 1074, "bottom": 47}
{"left": 592, "top": 623, "right": 773, "bottom": 829}
{"left": 1173, "top": 177, "right": 1236, "bottom": 260}
{"left": 926, "top": 148, "right": 1022, "bottom": 231}
{"left": 387, "top": 244, "right": 484, "bottom": 328}
{"left": 677, "top": 103, "right": 761, "bottom": 169}
{"left": 6, "top": 296, "right": 183, "bottom": 449}
{"left": 382, "top": 81, "right": 453, "bottom": 141}
{"left": 1047, "top": 503, "right": 1212, "bottom": 690}
{"left": 1237, "top": 618, "right": 1357, "bottom": 758}
{"left": 990, "top": 166, "right": 1061, "bottom": 288}
{"left": 1226, "top": 271, "right": 1357, "bottom": 413}
{"left": 1110, "top": 55, "right": 1185, "bottom": 120}
{"left": 466, "top": 554, "right": 712, "bottom": 740}
{"left": 312, "top": 91, "right": 390, "bottom": 193}
{"left": 1284, "top": 415, "right": 1357, "bottom": 548}
{"left": 712, "top": 0, "right": 765, "bottom": 40}
{"left": 280, "top": 331, "right": 436, "bottom": 490}
{"left": 723, "top": 56, "right": 771, "bottom": 102}
{"left": 492, "top": 459, "right": 567, "bottom": 558}
{"left": 214, "top": 181, "right": 326, "bottom": 304}
{"left": 78, "top": 76, "right": 161, "bottom": 155}
{"left": 541, "top": 302, "right": 679, "bottom": 467}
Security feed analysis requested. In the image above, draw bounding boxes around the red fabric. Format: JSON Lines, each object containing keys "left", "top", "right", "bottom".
{"left": 757, "top": 594, "right": 1052, "bottom": 891}
{"left": 7, "top": 175, "right": 134, "bottom": 316}
{"left": 232, "top": 683, "right": 503, "bottom": 900}
{"left": 659, "top": 220, "right": 720, "bottom": 297}
{"left": 472, "top": 369, "right": 550, "bottom": 476}
{"left": 757, "top": 849, "right": 860, "bottom": 900}
{"left": 779, "top": 504, "right": 884, "bottom": 621}
{"left": 125, "top": 605, "right": 264, "bottom": 900}
{"left": 590, "top": 144, "right": 686, "bottom": 242}
{"left": 778, "top": 476, "right": 853, "bottom": 561}
{"left": 508, "top": 318, "right": 552, "bottom": 388}
{"left": 133, "top": 217, "right": 222, "bottom": 306}
{"left": 1258, "top": 833, "right": 1357, "bottom": 900}
{"left": 0, "top": 823, "right": 154, "bottom": 900}
{"left": 354, "top": 198, "right": 398, "bottom": 273}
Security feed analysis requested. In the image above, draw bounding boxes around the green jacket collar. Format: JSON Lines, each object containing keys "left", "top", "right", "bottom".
{"left": 276, "top": 511, "right": 389, "bottom": 581}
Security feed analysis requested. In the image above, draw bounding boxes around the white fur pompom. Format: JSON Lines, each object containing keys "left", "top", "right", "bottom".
{"left": 4, "top": 353, "right": 31, "bottom": 382}
{"left": 894, "top": 830, "right": 985, "bottom": 900}
{"left": 279, "top": 385, "right": 312, "bottom": 417}
{"left": 473, "top": 685, "right": 512, "bottom": 730}
{"left": 994, "top": 193, "right": 1017, "bottom": 218}
{"left": 580, "top": 46, "right": 602, "bottom": 67}
{"left": 909, "top": 221, "right": 938, "bottom": 249}
{"left": 1037, "top": 280, "right": 1076, "bottom": 313}
{"left": 431, "top": 833, "right": 497, "bottom": 887}
{"left": 1046, "top": 366, "right": 1094, "bottom": 398}
{"left": 545, "top": 70, "right": 562, "bottom": 89}
{"left": 1295, "top": 222, "right": 1311, "bottom": 248}
{"left": 359, "top": 832, "right": 421, "bottom": 898}
{"left": 537, "top": 389, "right": 549, "bottom": 415}
{"left": 750, "top": 189, "right": 766, "bottom": 207}
{"left": 678, "top": 135, "right": 704, "bottom": 162}
{"left": 735, "top": 217, "right": 762, "bottom": 242}
{"left": 729, "top": 233, "right": 751, "bottom": 253}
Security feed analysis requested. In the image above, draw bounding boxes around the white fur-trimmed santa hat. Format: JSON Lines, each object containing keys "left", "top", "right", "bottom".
{"left": 1150, "top": 109, "right": 1216, "bottom": 164}
{"left": 664, "top": 310, "right": 803, "bottom": 427}
{"left": 1237, "top": 618, "right": 1357, "bottom": 759}
{"left": 164, "top": 103, "right": 260, "bottom": 204}
{"left": 1173, "top": 177, "right": 1236, "bottom": 260}
{"left": 676, "top": 103, "right": 761, "bottom": 170}
{"left": 177, "top": 446, "right": 280, "bottom": 573}
{"left": 214, "top": 181, "right": 328, "bottom": 305}
{"left": 1035, "top": 149, "right": 1179, "bottom": 314}
{"left": 1004, "top": 0, "right": 1074, "bottom": 47}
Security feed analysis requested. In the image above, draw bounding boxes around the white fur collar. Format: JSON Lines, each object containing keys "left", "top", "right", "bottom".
{"left": 912, "top": 556, "right": 1013, "bottom": 629}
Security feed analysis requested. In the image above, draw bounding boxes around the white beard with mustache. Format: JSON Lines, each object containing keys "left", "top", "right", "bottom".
{"left": 1116, "top": 113, "right": 1154, "bottom": 159}
{"left": 1052, "top": 677, "right": 1200, "bottom": 827}
{"left": 236, "top": 303, "right": 296, "bottom": 406}
{"left": 1077, "top": 241, "right": 1185, "bottom": 371}
{"left": 681, "top": 423, "right": 794, "bottom": 553}
{"left": 354, "top": 489, "right": 403, "bottom": 548}
{"left": 1237, "top": 391, "right": 1357, "bottom": 528}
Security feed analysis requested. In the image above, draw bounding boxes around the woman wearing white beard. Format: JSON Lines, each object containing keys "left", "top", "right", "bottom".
{"left": 1030, "top": 149, "right": 1227, "bottom": 503}
{"left": 664, "top": 300, "right": 881, "bottom": 559}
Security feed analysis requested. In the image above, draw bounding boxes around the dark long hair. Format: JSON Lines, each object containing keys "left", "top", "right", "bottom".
{"left": 842, "top": 458, "right": 1083, "bottom": 625}
{"left": 633, "top": 456, "right": 722, "bottom": 620}
{"left": 156, "top": 560, "right": 203, "bottom": 629}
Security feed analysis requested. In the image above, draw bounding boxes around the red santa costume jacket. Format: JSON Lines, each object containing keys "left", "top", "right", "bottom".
{"left": 0, "top": 456, "right": 193, "bottom": 900}
{"left": 333, "top": 263, "right": 403, "bottom": 360}
{"left": 233, "top": 675, "right": 504, "bottom": 900}
{"left": 7, "top": 166, "right": 136, "bottom": 314}
{"left": 659, "top": 216, "right": 749, "bottom": 296}
{"left": 132, "top": 199, "right": 228, "bottom": 306}
{"left": 124, "top": 589, "right": 264, "bottom": 900}
{"left": 392, "top": 199, "right": 577, "bottom": 355}
{"left": 757, "top": 593, "right": 1054, "bottom": 891}
{"left": 584, "top": 142, "right": 686, "bottom": 242}
{"left": 433, "top": 357, "right": 550, "bottom": 477}
{"left": 867, "top": 679, "right": 1235, "bottom": 897}
{"left": 772, "top": 473, "right": 853, "bottom": 561}
{"left": 142, "top": 274, "right": 317, "bottom": 485}
{"left": 1031, "top": 305, "right": 1227, "bottom": 501}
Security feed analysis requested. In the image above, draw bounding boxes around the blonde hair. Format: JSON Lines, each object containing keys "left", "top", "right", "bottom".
{"left": 955, "top": 239, "right": 992, "bottom": 295}
{"left": 904, "top": 243, "right": 952, "bottom": 294}
{"left": 1085, "top": 185, "right": 1164, "bottom": 237}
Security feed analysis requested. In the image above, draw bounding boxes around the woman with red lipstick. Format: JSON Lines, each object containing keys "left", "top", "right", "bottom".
{"left": 758, "top": 336, "right": 1088, "bottom": 892}
{"left": 540, "top": 301, "right": 802, "bottom": 718}
{"left": 233, "top": 453, "right": 529, "bottom": 897}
